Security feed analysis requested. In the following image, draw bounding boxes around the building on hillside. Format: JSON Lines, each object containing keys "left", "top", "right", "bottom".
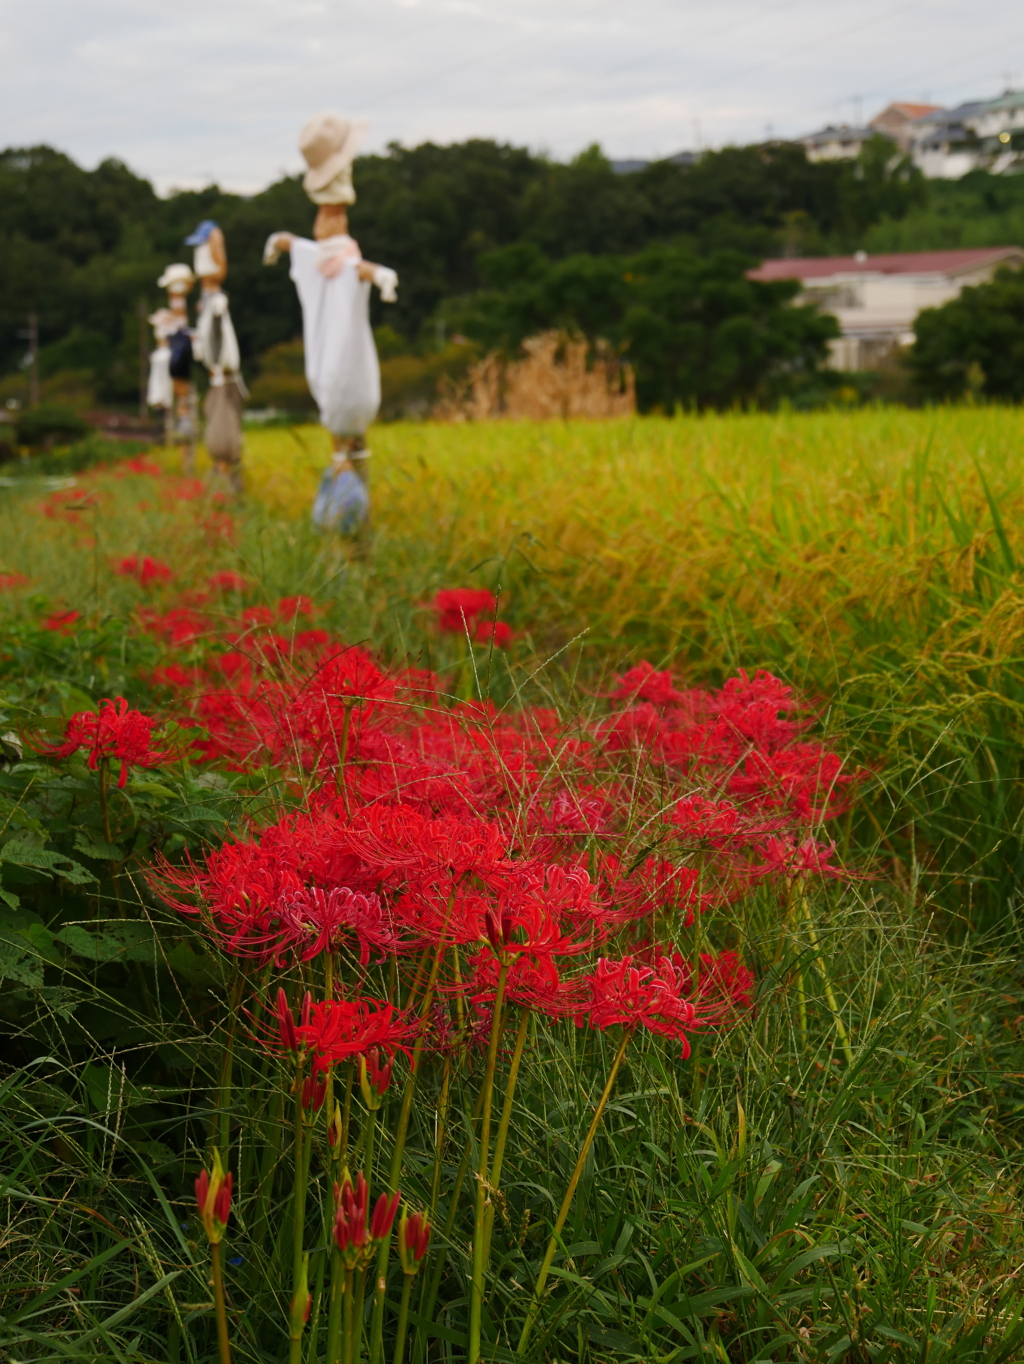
{"left": 748, "top": 247, "right": 1024, "bottom": 370}
{"left": 909, "top": 101, "right": 986, "bottom": 178}
{"left": 609, "top": 149, "right": 700, "bottom": 175}
{"left": 797, "top": 124, "right": 881, "bottom": 162}
{"left": 908, "top": 92, "right": 1024, "bottom": 177}
{"left": 869, "top": 102, "right": 944, "bottom": 152}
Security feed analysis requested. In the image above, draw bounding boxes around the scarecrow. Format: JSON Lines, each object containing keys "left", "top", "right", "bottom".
{"left": 186, "top": 220, "right": 246, "bottom": 495}
{"left": 263, "top": 112, "right": 397, "bottom": 534}
{"left": 149, "top": 263, "right": 197, "bottom": 472}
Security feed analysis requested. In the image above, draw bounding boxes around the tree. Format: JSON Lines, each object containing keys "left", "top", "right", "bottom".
{"left": 908, "top": 265, "right": 1024, "bottom": 402}
{"left": 447, "top": 243, "right": 838, "bottom": 411}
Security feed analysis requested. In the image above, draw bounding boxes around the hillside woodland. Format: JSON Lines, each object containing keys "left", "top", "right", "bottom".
{"left": 1, "top": 137, "right": 1021, "bottom": 412}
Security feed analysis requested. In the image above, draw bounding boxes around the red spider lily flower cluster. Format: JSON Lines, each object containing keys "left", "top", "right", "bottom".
{"left": 398, "top": 1209, "right": 431, "bottom": 1275}
{"left": 195, "top": 1149, "right": 232, "bottom": 1245}
{"left": 269, "top": 988, "right": 414, "bottom": 1070}
{"left": 0, "top": 573, "right": 30, "bottom": 591}
{"left": 143, "top": 596, "right": 865, "bottom": 1071}
{"left": 42, "top": 609, "right": 81, "bottom": 634}
{"left": 429, "top": 588, "right": 512, "bottom": 646}
{"left": 117, "top": 555, "right": 174, "bottom": 587}
{"left": 209, "top": 570, "right": 248, "bottom": 593}
{"left": 41, "top": 696, "right": 175, "bottom": 788}
{"left": 333, "top": 1171, "right": 400, "bottom": 1269}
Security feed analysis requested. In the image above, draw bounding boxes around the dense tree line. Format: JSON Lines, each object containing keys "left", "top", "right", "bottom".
{"left": 0, "top": 134, "right": 940, "bottom": 410}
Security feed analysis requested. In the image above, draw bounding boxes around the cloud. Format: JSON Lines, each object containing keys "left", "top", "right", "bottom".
{"left": 1, "top": 0, "right": 1021, "bottom": 192}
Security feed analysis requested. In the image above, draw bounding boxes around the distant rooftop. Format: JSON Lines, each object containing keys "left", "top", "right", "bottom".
{"left": 609, "top": 149, "right": 699, "bottom": 175}
{"left": 797, "top": 124, "right": 878, "bottom": 146}
{"left": 749, "top": 248, "right": 1024, "bottom": 282}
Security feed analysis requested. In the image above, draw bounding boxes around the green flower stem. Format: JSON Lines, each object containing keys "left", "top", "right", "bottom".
{"left": 211, "top": 972, "right": 245, "bottom": 1157}
{"left": 468, "top": 959, "right": 510, "bottom": 1364}
{"left": 247, "top": 1082, "right": 285, "bottom": 1290}
{"left": 481, "top": 1004, "right": 529, "bottom": 1268}
{"left": 210, "top": 1240, "right": 232, "bottom": 1364}
{"left": 368, "top": 947, "right": 444, "bottom": 1364}
{"left": 517, "top": 1028, "right": 632, "bottom": 1357}
{"left": 290, "top": 1062, "right": 310, "bottom": 1356}
{"left": 98, "top": 757, "right": 112, "bottom": 845}
{"left": 391, "top": 1275, "right": 414, "bottom": 1364}
{"left": 427, "top": 1057, "right": 453, "bottom": 1221}
{"left": 801, "top": 889, "right": 853, "bottom": 1065}
{"left": 340, "top": 1061, "right": 354, "bottom": 1166}
{"left": 325, "top": 1246, "right": 344, "bottom": 1364}
{"left": 342, "top": 1268, "right": 354, "bottom": 1364}
{"left": 414, "top": 1087, "right": 485, "bottom": 1364}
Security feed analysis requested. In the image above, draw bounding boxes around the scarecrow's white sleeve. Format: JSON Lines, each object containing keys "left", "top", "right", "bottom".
{"left": 372, "top": 266, "right": 398, "bottom": 303}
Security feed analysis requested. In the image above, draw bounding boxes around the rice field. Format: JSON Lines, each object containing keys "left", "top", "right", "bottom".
{"left": 3, "top": 406, "right": 1024, "bottom": 1363}
{"left": 228, "top": 407, "right": 1024, "bottom": 923}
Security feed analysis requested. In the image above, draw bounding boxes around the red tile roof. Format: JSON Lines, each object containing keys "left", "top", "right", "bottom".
{"left": 872, "top": 102, "right": 943, "bottom": 122}
{"left": 749, "top": 248, "right": 1024, "bottom": 282}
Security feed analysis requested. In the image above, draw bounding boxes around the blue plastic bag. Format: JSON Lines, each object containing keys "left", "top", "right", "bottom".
{"left": 311, "top": 464, "right": 369, "bottom": 534}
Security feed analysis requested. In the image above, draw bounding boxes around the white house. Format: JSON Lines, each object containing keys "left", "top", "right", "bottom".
{"left": 797, "top": 125, "right": 879, "bottom": 162}
{"left": 748, "top": 247, "right": 1024, "bottom": 370}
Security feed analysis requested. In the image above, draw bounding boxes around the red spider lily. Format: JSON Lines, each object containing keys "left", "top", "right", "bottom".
{"left": 0, "top": 573, "right": 29, "bottom": 590}
{"left": 359, "top": 1047, "right": 394, "bottom": 1109}
{"left": 464, "top": 950, "right": 587, "bottom": 1018}
{"left": 42, "top": 609, "right": 81, "bottom": 633}
{"left": 116, "top": 555, "right": 174, "bottom": 587}
{"left": 267, "top": 988, "right": 415, "bottom": 1067}
{"left": 139, "top": 605, "right": 211, "bottom": 646}
{"left": 430, "top": 588, "right": 498, "bottom": 634}
{"left": 636, "top": 948, "right": 755, "bottom": 1025}
{"left": 195, "top": 1150, "right": 232, "bottom": 1244}
{"left": 302, "top": 1072, "right": 327, "bottom": 1110}
{"left": 609, "top": 660, "right": 688, "bottom": 707}
{"left": 163, "top": 476, "right": 205, "bottom": 502}
{"left": 398, "top": 1209, "right": 431, "bottom": 1275}
{"left": 474, "top": 618, "right": 513, "bottom": 648}
{"left": 751, "top": 835, "right": 853, "bottom": 882}
{"left": 241, "top": 605, "right": 275, "bottom": 628}
{"left": 278, "top": 595, "right": 315, "bottom": 620}
{"left": 333, "top": 1172, "right": 400, "bottom": 1269}
{"left": 41, "top": 697, "right": 174, "bottom": 787}
{"left": 209, "top": 571, "right": 248, "bottom": 592}
{"left": 276, "top": 885, "right": 399, "bottom": 965}
{"left": 120, "top": 455, "right": 163, "bottom": 476}
{"left": 579, "top": 954, "right": 704, "bottom": 1055}
{"left": 671, "top": 795, "right": 740, "bottom": 845}
{"left": 274, "top": 988, "right": 312, "bottom": 1054}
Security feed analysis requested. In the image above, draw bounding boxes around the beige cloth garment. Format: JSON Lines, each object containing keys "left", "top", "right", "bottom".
{"left": 204, "top": 378, "right": 244, "bottom": 464}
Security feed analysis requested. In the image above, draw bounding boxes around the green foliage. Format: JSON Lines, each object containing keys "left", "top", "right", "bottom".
{"left": 15, "top": 402, "right": 89, "bottom": 446}
{"left": 1, "top": 430, "right": 1024, "bottom": 1355}
{"left": 450, "top": 243, "right": 838, "bottom": 410}
{"left": 909, "top": 265, "right": 1024, "bottom": 400}
{"left": 0, "top": 134, "right": 934, "bottom": 406}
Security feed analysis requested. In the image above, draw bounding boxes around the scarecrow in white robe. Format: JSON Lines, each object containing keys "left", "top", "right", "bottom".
{"left": 149, "top": 263, "right": 197, "bottom": 472}
{"left": 263, "top": 113, "right": 397, "bottom": 532}
{"left": 186, "top": 220, "right": 246, "bottom": 495}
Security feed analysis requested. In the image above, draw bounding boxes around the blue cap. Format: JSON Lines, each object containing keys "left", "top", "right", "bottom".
{"left": 184, "top": 219, "right": 218, "bottom": 246}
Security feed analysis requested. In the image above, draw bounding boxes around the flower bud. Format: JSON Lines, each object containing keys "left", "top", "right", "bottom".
{"left": 195, "top": 1147, "right": 232, "bottom": 1246}
{"left": 358, "top": 1048, "right": 393, "bottom": 1111}
{"left": 397, "top": 1208, "right": 432, "bottom": 1276}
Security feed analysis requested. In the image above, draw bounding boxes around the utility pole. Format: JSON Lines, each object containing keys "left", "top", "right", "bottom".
{"left": 27, "top": 312, "right": 39, "bottom": 407}
{"left": 137, "top": 297, "right": 148, "bottom": 419}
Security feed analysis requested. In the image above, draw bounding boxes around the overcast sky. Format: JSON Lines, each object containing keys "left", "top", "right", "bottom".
{"left": 3, "top": 0, "right": 1024, "bottom": 194}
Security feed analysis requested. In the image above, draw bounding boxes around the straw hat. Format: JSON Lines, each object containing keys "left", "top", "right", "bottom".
{"left": 157, "top": 263, "right": 195, "bottom": 293}
{"left": 299, "top": 112, "right": 367, "bottom": 194}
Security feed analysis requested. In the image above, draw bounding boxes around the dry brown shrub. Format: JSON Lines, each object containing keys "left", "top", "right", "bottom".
{"left": 433, "top": 331, "right": 635, "bottom": 422}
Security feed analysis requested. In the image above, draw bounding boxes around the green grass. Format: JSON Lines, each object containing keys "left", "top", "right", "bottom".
{"left": 3, "top": 407, "right": 1024, "bottom": 1361}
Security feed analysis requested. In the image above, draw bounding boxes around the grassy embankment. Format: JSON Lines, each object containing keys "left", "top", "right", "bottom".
{"left": 2, "top": 406, "right": 1024, "bottom": 1361}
